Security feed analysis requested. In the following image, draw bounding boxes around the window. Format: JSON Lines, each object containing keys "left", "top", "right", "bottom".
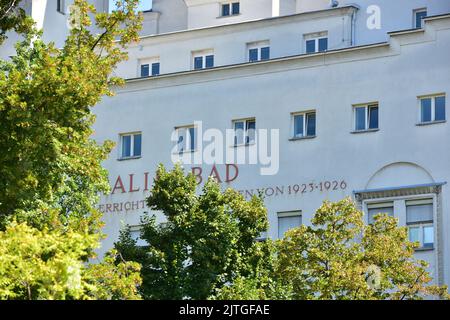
{"left": 140, "top": 62, "right": 160, "bottom": 77}
{"left": 414, "top": 9, "right": 427, "bottom": 28}
{"left": 192, "top": 50, "right": 214, "bottom": 70}
{"left": 57, "top": 0, "right": 65, "bottom": 14}
{"left": 247, "top": 41, "right": 270, "bottom": 62}
{"left": 304, "top": 33, "right": 328, "bottom": 54}
{"left": 367, "top": 203, "right": 394, "bottom": 224}
{"left": 175, "top": 126, "right": 197, "bottom": 153}
{"left": 278, "top": 211, "right": 302, "bottom": 238}
{"left": 120, "top": 133, "right": 142, "bottom": 159}
{"left": 292, "top": 111, "right": 316, "bottom": 138}
{"left": 419, "top": 95, "right": 446, "bottom": 123}
{"left": 129, "top": 226, "right": 148, "bottom": 247}
{"left": 406, "top": 199, "right": 434, "bottom": 249}
{"left": 233, "top": 118, "right": 256, "bottom": 145}
{"left": 221, "top": 2, "right": 240, "bottom": 16}
{"left": 354, "top": 103, "right": 379, "bottom": 131}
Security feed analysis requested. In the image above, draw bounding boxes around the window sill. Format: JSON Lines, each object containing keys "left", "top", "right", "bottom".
{"left": 232, "top": 143, "right": 256, "bottom": 148}
{"left": 217, "top": 13, "right": 241, "bottom": 19}
{"left": 172, "top": 149, "right": 197, "bottom": 155}
{"left": 117, "top": 156, "right": 142, "bottom": 161}
{"left": 416, "top": 120, "right": 446, "bottom": 126}
{"left": 350, "top": 128, "right": 379, "bottom": 134}
{"left": 414, "top": 246, "right": 434, "bottom": 252}
{"left": 289, "top": 135, "right": 316, "bottom": 141}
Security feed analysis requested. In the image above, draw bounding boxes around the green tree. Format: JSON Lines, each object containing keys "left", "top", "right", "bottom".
{"left": 0, "top": 0, "right": 32, "bottom": 45}
{"left": 214, "top": 198, "right": 449, "bottom": 300}
{"left": 0, "top": 0, "right": 144, "bottom": 299}
{"left": 115, "top": 164, "right": 269, "bottom": 300}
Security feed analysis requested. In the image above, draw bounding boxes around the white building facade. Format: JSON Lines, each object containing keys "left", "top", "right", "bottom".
{"left": 2, "top": 0, "right": 450, "bottom": 290}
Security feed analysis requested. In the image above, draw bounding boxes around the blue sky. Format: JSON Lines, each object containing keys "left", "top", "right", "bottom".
{"left": 110, "top": 0, "right": 153, "bottom": 12}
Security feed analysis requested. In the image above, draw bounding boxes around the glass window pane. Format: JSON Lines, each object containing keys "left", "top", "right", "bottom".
{"left": 435, "top": 96, "right": 446, "bottom": 121}
{"left": 306, "top": 39, "right": 316, "bottom": 53}
{"left": 306, "top": 113, "right": 316, "bottom": 136}
{"left": 409, "top": 227, "right": 420, "bottom": 243}
{"left": 278, "top": 215, "right": 302, "bottom": 239}
{"left": 423, "top": 226, "right": 434, "bottom": 248}
{"left": 246, "top": 120, "right": 256, "bottom": 144}
{"left": 194, "top": 56, "right": 203, "bottom": 69}
{"left": 249, "top": 48, "right": 258, "bottom": 62}
{"left": 421, "top": 98, "right": 432, "bottom": 122}
{"left": 261, "top": 47, "right": 270, "bottom": 60}
{"left": 188, "top": 127, "right": 196, "bottom": 151}
{"left": 140, "top": 64, "right": 149, "bottom": 77}
{"left": 151, "top": 63, "right": 160, "bottom": 76}
{"left": 415, "top": 11, "right": 427, "bottom": 28}
{"left": 368, "top": 106, "right": 379, "bottom": 129}
{"left": 133, "top": 134, "right": 141, "bottom": 157}
{"left": 121, "top": 135, "right": 131, "bottom": 158}
{"left": 355, "top": 107, "right": 366, "bottom": 131}
{"left": 318, "top": 38, "right": 328, "bottom": 52}
{"left": 177, "top": 128, "right": 185, "bottom": 152}
{"left": 294, "top": 114, "right": 304, "bottom": 137}
{"left": 232, "top": 2, "right": 240, "bottom": 14}
{"left": 234, "top": 121, "right": 244, "bottom": 145}
{"left": 407, "top": 204, "right": 433, "bottom": 223}
{"left": 222, "top": 4, "right": 230, "bottom": 16}
{"left": 368, "top": 207, "right": 393, "bottom": 224}
{"left": 205, "top": 55, "right": 214, "bottom": 68}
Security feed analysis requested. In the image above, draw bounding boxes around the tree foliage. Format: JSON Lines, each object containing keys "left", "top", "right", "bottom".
{"left": 115, "top": 164, "right": 269, "bottom": 300}
{"left": 0, "top": 0, "right": 32, "bottom": 45}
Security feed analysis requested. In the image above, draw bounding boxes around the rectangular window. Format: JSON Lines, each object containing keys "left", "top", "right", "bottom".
{"left": 414, "top": 9, "right": 427, "bottom": 28}
{"left": 192, "top": 50, "right": 214, "bottom": 70}
{"left": 57, "top": 0, "right": 65, "bottom": 14}
{"left": 419, "top": 95, "right": 446, "bottom": 123}
{"left": 233, "top": 118, "right": 256, "bottom": 145}
{"left": 406, "top": 199, "right": 434, "bottom": 249}
{"left": 305, "top": 34, "right": 328, "bottom": 54}
{"left": 367, "top": 203, "right": 394, "bottom": 224}
{"left": 175, "top": 126, "right": 196, "bottom": 153}
{"left": 354, "top": 103, "right": 379, "bottom": 131}
{"left": 140, "top": 62, "right": 160, "bottom": 77}
{"left": 120, "top": 133, "right": 142, "bottom": 159}
{"left": 221, "top": 2, "right": 240, "bottom": 16}
{"left": 247, "top": 42, "right": 270, "bottom": 62}
{"left": 278, "top": 211, "right": 302, "bottom": 239}
{"left": 293, "top": 111, "right": 316, "bottom": 138}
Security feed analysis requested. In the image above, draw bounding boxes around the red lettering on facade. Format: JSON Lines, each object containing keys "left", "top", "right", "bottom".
{"left": 111, "top": 175, "right": 126, "bottom": 194}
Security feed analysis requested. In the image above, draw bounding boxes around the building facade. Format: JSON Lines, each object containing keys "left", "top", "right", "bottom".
{"left": 2, "top": 0, "right": 450, "bottom": 289}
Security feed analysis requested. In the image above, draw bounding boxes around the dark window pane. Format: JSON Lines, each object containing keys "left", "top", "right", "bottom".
{"left": 306, "top": 40, "right": 316, "bottom": 53}
{"left": 368, "top": 106, "right": 379, "bottom": 129}
{"left": 261, "top": 47, "right": 270, "bottom": 60}
{"left": 232, "top": 2, "right": 240, "bottom": 15}
{"left": 151, "top": 63, "right": 160, "bottom": 76}
{"left": 435, "top": 96, "right": 446, "bottom": 121}
{"left": 122, "top": 135, "right": 131, "bottom": 158}
{"left": 222, "top": 4, "right": 230, "bottom": 16}
{"left": 306, "top": 113, "right": 316, "bottom": 136}
{"left": 415, "top": 11, "right": 427, "bottom": 28}
{"left": 140, "top": 64, "right": 149, "bottom": 77}
{"left": 246, "top": 120, "right": 256, "bottom": 144}
{"left": 205, "top": 55, "right": 214, "bottom": 68}
{"left": 133, "top": 134, "right": 142, "bottom": 157}
{"left": 355, "top": 107, "right": 366, "bottom": 131}
{"left": 234, "top": 121, "right": 244, "bottom": 145}
{"left": 249, "top": 48, "right": 258, "bottom": 62}
{"left": 194, "top": 56, "right": 203, "bottom": 69}
{"left": 318, "top": 38, "right": 328, "bottom": 52}
{"left": 421, "top": 98, "right": 432, "bottom": 122}
{"left": 294, "top": 114, "right": 304, "bottom": 137}
{"left": 189, "top": 127, "right": 196, "bottom": 151}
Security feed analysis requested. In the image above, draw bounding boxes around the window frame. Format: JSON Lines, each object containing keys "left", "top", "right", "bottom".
{"left": 277, "top": 211, "right": 302, "bottom": 239}
{"left": 291, "top": 110, "right": 316, "bottom": 139}
{"left": 417, "top": 94, "right": 446, "bottom": 125}
{"left": 174, "top": 125, "right": 197, "bottom": 153}
{"left": 139, "top": 57, "right": 160, "bottom": 77}
{"left": 406, "top": 199, "right": 434, "bottom": 249}
{"left": 232, "top": 118, "right": 256, "bottom": 146}
{"left": 413, "top": 8, "right": 427, "bottom": 29}
{"left": 220, "top": 2, "right": 240, "bottom": 17}
{"left": 247, "top": 42, "right": 270, "bottom": 62}
{"left": 118, "top": 132, "right": 142, "bottom": 160}
{"left": 304, "top": 36, "right": 328, "bottom": 54}
{"left": 352, "top": 103, "right": 379, "bottom": 133}
{"left": 192, "top": 50, "right": 214, "bottom": 70}
{"left": 57, "top": 0, "right": 65, "bottom": 14}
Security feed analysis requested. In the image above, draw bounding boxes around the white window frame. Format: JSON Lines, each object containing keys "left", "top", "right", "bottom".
{"left": 139, "top": 57, "right": 160, "bottom": 77}
{"left": 418, "top": 94, "right": 446, "bottom": 124}
{"left": 353, "top": 103, "right": 379, "bottom": 132}
{"left": 220, "top": 2, "right": 240, "bottom": 17}
{"left": 192, "top": 49, "right": 214, "bottom": 70}
{"left": 291, "top": 110, "right": 316, "bottom": 138}
{"left": 232, "top": 118, "right": 256, "bottom": 146}
{"left": 277, "top": 211, "right": 302, "bottom": 239}
{"left": 304, "top": 32, "right": 328, "bottom": 54}
{"left": 119, "top": 132, "right": 142, "bottom": 160}
{"left": 247, "top": 41, "right": 270, "bottom": 62}
{"left": 406, "top": 199, "right": 434, "bottom": 249}
{"left": 175, "top": 125, "right": 197, "bottom": 153}
{"left": 413, "top": 8, "right": 427, "bottom": 28}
